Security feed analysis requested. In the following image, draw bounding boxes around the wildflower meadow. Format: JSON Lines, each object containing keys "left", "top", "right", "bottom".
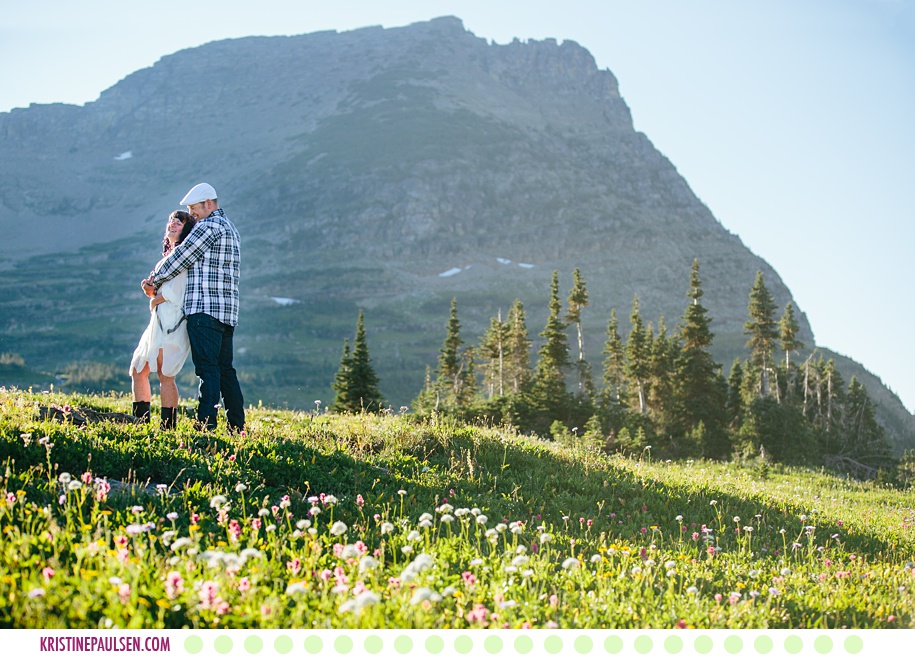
{"left": 1, "top": 389, "right": 913, "bottom": 629}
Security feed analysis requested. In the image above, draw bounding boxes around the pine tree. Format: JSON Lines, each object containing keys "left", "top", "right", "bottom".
{"left": 778, "top": 301, "right": 805, "bottom": 370}
{"left": 625, "top": 295, "right": 651, "bottom": 414}
{"left": 436, "top": 299, "right": 475, "bottom": 409}
{"left": 330, "top": 338, "right": 353, "bottom": 413}
{"left": 674, "top": 260, "right": 727, "bottom": 457}
{"left": 331, "top": 311, "right": 383, "bottom": 413}
{"left": 566, "top": 268, "right": 592, "bottom": 395}
{"left": 744, "top": 271, "right": 779, "bottom": 398}
{"left": 533, "top": 271, "right": 571, "bottom": 400}
{"left": 647, "top": 316, "right": 678, "bottom": 433}
{"left": 726, "top": 358, "right": 745, "bottom": 430}
{"left": 842, "top": 377, "right": 894, "bottom": 468}
{"left": 504, "top": 299, "right": 532, "bottom": 394}
{"left": 479, "top": 310, "right": 507, "bottom": 398}
{"left": 601, "top": 309, "right": 626, "bottom": 408}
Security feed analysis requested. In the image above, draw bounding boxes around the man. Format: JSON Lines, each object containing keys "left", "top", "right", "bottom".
{"left": 142, "top": 182, "right": 245, "bottom": 432}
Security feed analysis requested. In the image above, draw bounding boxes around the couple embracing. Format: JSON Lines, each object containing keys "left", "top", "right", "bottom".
{"left": 129, "top": 183, "right": 245, "bottom": 434}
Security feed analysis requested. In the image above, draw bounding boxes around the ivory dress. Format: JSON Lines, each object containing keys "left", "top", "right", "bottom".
{"left": 129, "top": 258, "right": 190, "bottom": 377}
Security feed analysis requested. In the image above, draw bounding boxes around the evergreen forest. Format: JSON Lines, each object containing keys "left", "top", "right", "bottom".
{"left": 331, "top": 261, "right": 904, "bottom": 484}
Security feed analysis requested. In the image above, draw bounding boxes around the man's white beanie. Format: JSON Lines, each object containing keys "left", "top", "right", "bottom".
{"left": 180, "top": 182, "right": 217, "bottom": 206}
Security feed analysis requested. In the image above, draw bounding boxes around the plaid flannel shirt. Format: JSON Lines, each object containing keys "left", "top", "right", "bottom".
{"left": 152, "top": 208, "right": 240, "bottom": 326}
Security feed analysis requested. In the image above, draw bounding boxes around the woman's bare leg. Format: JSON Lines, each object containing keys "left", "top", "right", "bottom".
{"left": 131, "top": 364, "right": 152, "bottom": 402}
{"left": 156, "top": 350, "right": 179, "bottom": 408}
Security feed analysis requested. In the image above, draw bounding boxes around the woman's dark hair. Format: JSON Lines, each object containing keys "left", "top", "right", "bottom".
{"left": 162, "top": 210, "right": 196, "bottom": 256}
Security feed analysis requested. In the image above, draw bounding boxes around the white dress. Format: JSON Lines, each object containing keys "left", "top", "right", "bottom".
{"left": 129, "top": 257, "right": 190, "bottom": 378}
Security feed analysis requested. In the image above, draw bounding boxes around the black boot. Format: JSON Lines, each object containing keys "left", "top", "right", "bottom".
{"left": 132, "top": 401, "right": 151, "bottom": 423}
{"left": 160, "top": 407, "right": 177, "bottom": 430}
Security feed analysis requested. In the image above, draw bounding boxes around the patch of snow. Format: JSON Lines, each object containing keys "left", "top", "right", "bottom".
{"left": 438, "top": 268, "right": 462, "bottom": 278}
{"left": 270, "top": 297, "right": 300, "bottom": 306}
{"left": 114, "top": 151, "right": 133, "bottom": 161}
{"left": 518, "top": 263, "right": 535, "bottom": 269}
{"left": 496, "top": 258, "right": 512, "bottom": 265}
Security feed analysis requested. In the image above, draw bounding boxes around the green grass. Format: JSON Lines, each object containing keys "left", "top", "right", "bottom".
{"left": 1, "top": 388, "right": 913, "bottom": 629}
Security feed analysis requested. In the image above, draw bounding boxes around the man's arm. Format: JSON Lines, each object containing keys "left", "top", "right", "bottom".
{"left": 151, "top": 222, "right": 219, "bottom": 288}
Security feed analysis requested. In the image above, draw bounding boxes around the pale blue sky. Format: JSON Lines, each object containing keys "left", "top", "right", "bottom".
{"left": 2, "top": 0, "right": 913, "bottom": 412}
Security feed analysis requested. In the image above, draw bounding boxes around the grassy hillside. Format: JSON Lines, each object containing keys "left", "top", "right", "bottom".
{"left": 1, "top": 389, "right": 913, "bottom": 629}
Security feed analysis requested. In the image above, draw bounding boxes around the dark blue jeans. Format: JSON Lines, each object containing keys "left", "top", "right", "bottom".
{"left": 186, "top": 313, "right": 245, "bottom": 432}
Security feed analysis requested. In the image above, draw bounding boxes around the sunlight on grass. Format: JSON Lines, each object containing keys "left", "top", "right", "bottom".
{"left": 1, "top": 388, "right": 913, "bottom": 629}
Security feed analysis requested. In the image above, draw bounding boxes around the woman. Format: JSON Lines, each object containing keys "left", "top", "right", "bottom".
{"left": 129, "top": 210, "right": 195, "bottom": 429}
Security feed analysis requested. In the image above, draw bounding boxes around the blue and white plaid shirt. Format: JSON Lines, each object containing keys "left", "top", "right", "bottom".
{"left": 152, "top": 208, "right": 240, "bottom": 327}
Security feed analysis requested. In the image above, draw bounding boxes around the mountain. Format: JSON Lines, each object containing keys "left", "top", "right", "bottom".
{"left": 1, "top": 17, "right": 912, "bottom": 452}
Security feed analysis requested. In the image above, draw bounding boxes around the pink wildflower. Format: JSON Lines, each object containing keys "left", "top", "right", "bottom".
{"left": 118, "top": 583, "right": 131, "bottom": 604}
{"left": 81, "top": 471, "right": 93, "bottom": 485}
{"left": 714, "top": 593, "right": 723, "bottom": 602}
{"left": 238, "top": 577, "right": 251, "bottom": 593}
{"left": 549, "top": 594, "right": 559, "bottom": 608}
{"left": 42, "top": 567, "right": 54, "bottom": 582}
{"left": 94, "top": 479, "right": 111, "bottom": 501}
{"left": 356, "top": 494, "right": 365, "bottom": 507}
{"left": 319, "top": 569, "right": 333, "bottom": 581}
{"left": 198, "top": 580, "right": 220, "bottom": 610}
{"left": 465, "top": 603, "right": 490, "bottom": 624}
{"left": 287, "top": 558, "right": 302, "bottom": 576}
{"left": 354, "top": 540, "right": 368, "bottom": 555}
{"left": 165, "top": 571, "right": 184, "bottom": 599}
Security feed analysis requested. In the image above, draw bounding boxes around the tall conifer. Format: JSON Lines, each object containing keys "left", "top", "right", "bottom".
{"left": 601, "top": 309, "right": 626, "bottom": 407}
{"left": 479, "top": 310, "right": 507, "bottom": 398}
{"left": 566, "top": 268, "right": 592, "bottom": 395}
{"left": 436, "top": 298, "right": 475, "bottom": 409}
{"left": 505, "top": 299, "right": 532, "bottom": 394}
{"left": 331, "top": 311, "right": 383, "bottom": 413}
{"left": 625, "top": 295, "right": 651, "bottom": 414}
{"left": 674, "top": 259, "right": 727, "bottom": 456}
{"left": 744, "top": 271, "right": 779, "bottom": 398}
{"left": 533, "top": 271, "right": 571, "bottom": 399}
